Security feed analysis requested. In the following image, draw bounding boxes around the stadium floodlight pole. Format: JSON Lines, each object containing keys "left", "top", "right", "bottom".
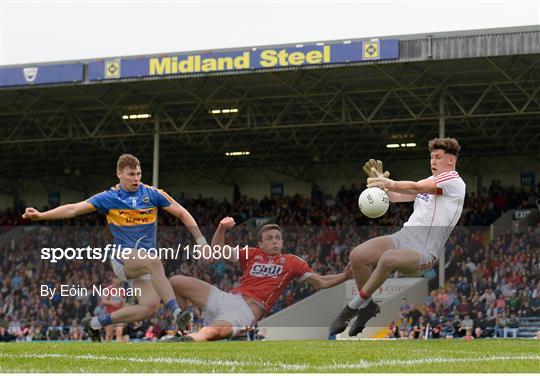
{"left": 438, "top": 92, "right": 445, "bottom": 138}
{"left": 153, "top": 110, "right": 160, "bottom": 187}
{"left": 438, "top": 92, "right": 446, "bottom": 288}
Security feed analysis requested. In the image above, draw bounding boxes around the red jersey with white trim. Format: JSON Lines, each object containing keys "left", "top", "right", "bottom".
{"left": 230, "top": 247, "right": 314, "bottom": 312}
{"left": 402, "top": 170, "right": 466, "bottom": 255}
{"left": 103, "top": 284, "right": 126, "bottom": 314}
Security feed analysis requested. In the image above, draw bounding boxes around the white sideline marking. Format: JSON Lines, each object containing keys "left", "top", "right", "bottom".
{"left": 0, "top": 352, "right": 538, "bottom": 371}
{"left": 318, "top": 354, "right": 540, "bottom": 370}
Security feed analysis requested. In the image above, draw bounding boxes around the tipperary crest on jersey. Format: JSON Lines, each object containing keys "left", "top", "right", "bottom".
{"left": 250, "top": 263, "right": 283, "bottom": 278}
{"left": 143, "top": 196, "right": 150, "bottom": 203}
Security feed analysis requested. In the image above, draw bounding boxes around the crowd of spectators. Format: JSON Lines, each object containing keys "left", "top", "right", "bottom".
{"left": 386, "top": 225, "right": 539, "bottom": 339}
{"left": 0, "top": 183, "right": 538, "bottom": 341}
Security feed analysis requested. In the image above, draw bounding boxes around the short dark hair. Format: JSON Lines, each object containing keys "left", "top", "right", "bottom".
{"left": 258, "top": 224, "right": 282, "bottom": 241}
{"left": 117, "top": 154, "right": 140, "bottom": 171}
{"left": 428, "top": 138, "right": 460, "bottom": 156}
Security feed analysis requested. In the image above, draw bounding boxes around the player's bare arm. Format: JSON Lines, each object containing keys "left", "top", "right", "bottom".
{"left": 162, "top": 199, "right": 206, "bottom": 244}
{"left": 22, "top": 201, "right": 96, "bottom": 221}
{"left": 206, "top": 216, "right": 237, "bottom": 262}
{"left": 305, "top": 263, "right": 353, "bottom": 289}
{"left": 367, "top": 175, "right": 437, "bottom": 195}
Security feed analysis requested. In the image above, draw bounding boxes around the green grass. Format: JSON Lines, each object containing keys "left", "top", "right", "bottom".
{"left": 0, "top": 339, "right": 538, "bottom": 373}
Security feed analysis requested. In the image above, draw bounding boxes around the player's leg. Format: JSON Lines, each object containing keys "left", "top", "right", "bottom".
{"left": 110, "top": 279, "right": 160, "bottom": 323}
{"left": 349, "top": 235, "right": 396, "bottom": 291}
{"left": 347, "top": 249, "right": 420, "bottom": 336}
{"left": 169, "top": 275, "right": 213, "bottom": 309}
{"left": 123, "top": 254, "right": 189, "bottom": 328}
{"left": 361, "top": 249, "right": 419, "bottom": 296}
{"left": 329, "top": 235, "right": 394, "bottom": 335}
{"left": 83, "top": 279, "right": 161, "bottom": 342}
{"left": 188, "top": 320, "right": 234, "bottom": 342}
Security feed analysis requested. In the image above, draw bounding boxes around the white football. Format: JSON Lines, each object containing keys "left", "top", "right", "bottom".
{"left": 358, "top": 187, "right": 389, "bottom": 218}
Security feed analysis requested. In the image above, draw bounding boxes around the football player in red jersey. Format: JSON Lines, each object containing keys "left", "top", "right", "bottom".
{"left": 166, "top": 217, "right": 352, "bottom": 342}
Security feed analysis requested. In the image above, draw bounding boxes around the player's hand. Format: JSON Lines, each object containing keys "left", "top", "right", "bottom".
{"left": 22, "top": 207, "right": 42, "bottom": 221}
{"left": 218, "top": 216, "right": 236, "bottom": 230}
{"left": 362, "top": 159, "right": 390, "bottom": 179}
{"left": 344, "top": 263, "right": 353, "bottom": 279}
{"left": 367, "top": 174, "right": 395, "bottom": 190}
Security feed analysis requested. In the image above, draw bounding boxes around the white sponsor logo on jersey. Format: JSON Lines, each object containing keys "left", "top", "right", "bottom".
{"left": 250, "top": 263, "right": 283, "bottom": 277}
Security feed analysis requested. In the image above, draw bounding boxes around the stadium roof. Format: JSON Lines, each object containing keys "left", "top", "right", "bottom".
{"left": 1, "top": 25, "right": 539, "bottom": 183}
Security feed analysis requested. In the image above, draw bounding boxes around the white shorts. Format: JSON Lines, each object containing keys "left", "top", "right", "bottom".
{"left": 110, "top": 257, "right": 151, "bottom": 287}
{"left": 390, "top": 229, "right": 439, "bottom": 272}
{"left": 203, "top": 286, "right": 256, "bottom": 336}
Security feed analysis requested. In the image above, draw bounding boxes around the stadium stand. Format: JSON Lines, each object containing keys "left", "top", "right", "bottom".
{"left": 0, "top": 185, "right": 538, "bottom": 341}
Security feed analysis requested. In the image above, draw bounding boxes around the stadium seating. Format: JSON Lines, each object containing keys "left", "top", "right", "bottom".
{"left": 0, "top": 185, "right": 538, "bottom": 341}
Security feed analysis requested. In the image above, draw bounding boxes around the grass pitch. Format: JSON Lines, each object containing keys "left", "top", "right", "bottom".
{"left": 0, "top": 339, "right": 538, "bottom": 373}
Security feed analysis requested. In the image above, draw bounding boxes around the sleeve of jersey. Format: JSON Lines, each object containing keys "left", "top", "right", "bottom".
{"left": 86, "top": 191, "right": 109, "bottom": 214}
{"left": 294, "top": 257, "right": 314, "bottom": 282}
{"left": 152, "top": 188, "right": 173, "bottom": 208}
{"left": 433, "top": 172, "right": 460, "bottom": 197}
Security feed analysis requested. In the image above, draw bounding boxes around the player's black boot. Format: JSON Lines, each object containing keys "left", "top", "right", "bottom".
{"left": 348, "top": 300, "right": 381, "bottom": 337}
{"left": 81, "top": 317, "right": 102, "bottom": 342}
{"left": 329, "top": 305, "right": 358, "bottom": 336}
{"left": 175, "top": 310, "right": 192, "bottom": 331}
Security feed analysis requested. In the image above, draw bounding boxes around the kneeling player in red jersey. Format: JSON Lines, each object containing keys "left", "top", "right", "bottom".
{"left": 166, "top": 217, "right": 352, "bottom": 342}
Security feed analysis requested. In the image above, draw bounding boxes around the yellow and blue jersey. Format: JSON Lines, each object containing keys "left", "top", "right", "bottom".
{"left": 87, "top": 184, "right": 172, "bottom": 250}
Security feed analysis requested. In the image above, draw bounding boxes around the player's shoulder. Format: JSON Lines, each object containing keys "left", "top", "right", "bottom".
{"left": 142, "top": 183, "right": 160, "bottom": 192}
{"left": 143, "top": 184, "right": 173, "bottom": 198}
{"left": 434, "top": 170, "right": 460, "bottom": 181}
{"left": 90, "top": 186, "right": 116, "bottom": 198}
{"left": 283, "top": 252, "right": 308, "bottom": 264}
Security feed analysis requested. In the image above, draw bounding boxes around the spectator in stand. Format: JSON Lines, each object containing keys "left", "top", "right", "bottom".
{"left": 408, "top": 305, "right": 422, "bottom": 327}
{"left": 460, "top": 314, "right": 474, "bottom": 337}
{"left": 442, "top": 320, "right": 455, "bottom": 338}
{"left": 46, "top": 319, "right": 64, "bottom": 341}
{"left": 69, "top": 319, "right": 82, "bottom": 341}
{"left": 399, "top": 298, "right": 410, "bottom": 319}
{"left": 504, "top": 313, "right": 519, "bottom": 338}
{"left": 457, "top": 296, "right": 472, "bottom": 317}
{"left": 474, "top": 312, "right": 488, "bottom": 338}
{"left": 495, "top": 313, "right": 507, "bottom": 338}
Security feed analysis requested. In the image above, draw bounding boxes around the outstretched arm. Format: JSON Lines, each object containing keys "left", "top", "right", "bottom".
{"left": 368, "top": 173, "right": 437, "bottom": 195}
{"left": 22, "top": 201, "right": 95, "bottom": 221}
{"left": 305, "top": 263, "right": 353, "bottom": 289}
{"left": 162, "top": 201, "right": 207, "bottom": 244}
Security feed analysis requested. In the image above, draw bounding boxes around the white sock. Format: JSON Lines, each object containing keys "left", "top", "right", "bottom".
{"left": 172, "top": 307, "right": 181, "bottom": 320}
{"left": 90, "top": 316, "right": 103, "bottom": 329}
{"left": 348, "top": 295, "right": 371, "bottom": 309}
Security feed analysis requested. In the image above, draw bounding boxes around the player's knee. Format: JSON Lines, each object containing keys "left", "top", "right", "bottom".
{"left": 144, "top": 256, "right": 162, "bottom": 270}
{"left": 378, "top": 252, "right": 398, "bottom": 270}
{"left": 349, "top": 247, "right": 369, "bottom": 265}
{"left": 169, "top": 275, "right": 181, "bottom": 289}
